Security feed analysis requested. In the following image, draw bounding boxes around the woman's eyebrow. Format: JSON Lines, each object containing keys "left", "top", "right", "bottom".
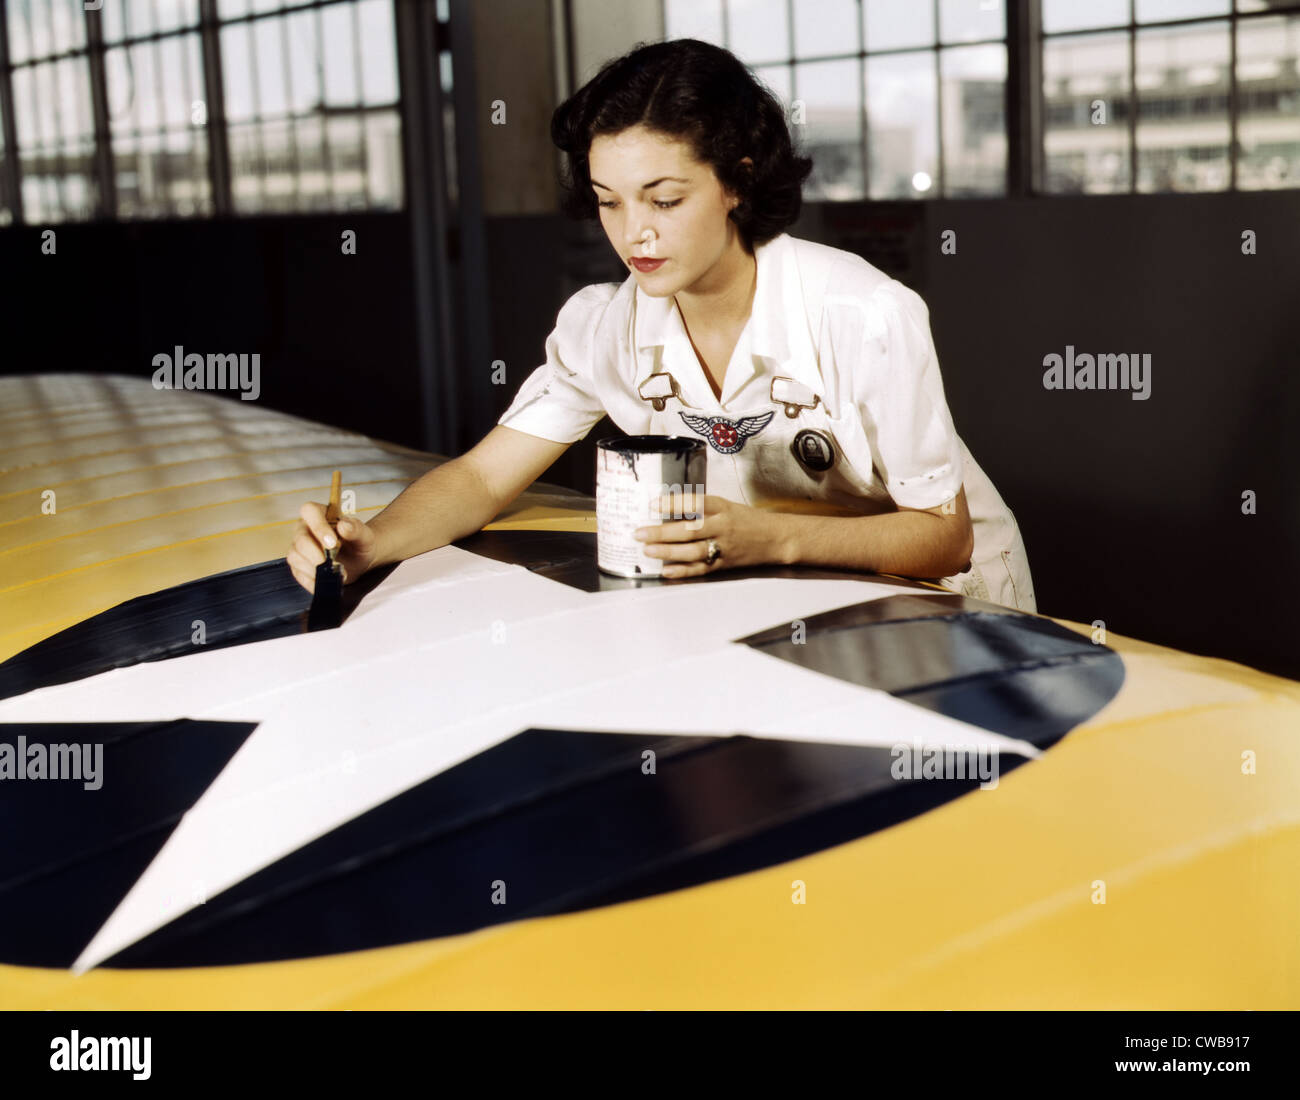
{"left": 591, "top": 176, "right": 691, "bottom": 191}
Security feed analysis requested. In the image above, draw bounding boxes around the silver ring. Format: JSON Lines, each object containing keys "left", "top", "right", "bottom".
{"left": 705, "top": 539, "right": 721, "bottom": 565}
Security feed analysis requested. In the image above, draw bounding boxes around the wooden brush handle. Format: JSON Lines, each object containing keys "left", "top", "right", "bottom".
{"left": 324, "top": 470, "right": 342, "bottom": 526}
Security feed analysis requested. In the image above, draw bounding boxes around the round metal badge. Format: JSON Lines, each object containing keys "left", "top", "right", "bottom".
{"left": 791, "top": 428, "right": 835, "bottom": 474}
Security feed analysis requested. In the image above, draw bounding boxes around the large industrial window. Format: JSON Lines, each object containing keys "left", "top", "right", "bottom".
{"left": 102, "top": 1, "right": 212, "bottom": 217}
{"left": 1042, "top": 0, "right": 1300, "bottom": 192}
{"left": 6, "top": 0, "right": 98, "bottom": 222}
{"left": 217, "top": 0, "right": 402, "bottom": 213}
{"left": 666, "top": 0, "right": 1298, "bottom": 197}
{"left": 665, "top": 0, "right": 1010, "bottom": 199}
{"left": 0, "top": 0, "right": 404, "bottom": 222}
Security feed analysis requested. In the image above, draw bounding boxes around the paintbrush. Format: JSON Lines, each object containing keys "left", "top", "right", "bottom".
{"left": 307, "top": 470, "right": 345, "bottom": 631}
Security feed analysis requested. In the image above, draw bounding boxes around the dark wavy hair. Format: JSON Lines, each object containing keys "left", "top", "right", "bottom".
{"left": 551, "top": 38, "right": 813, "bottom": 251}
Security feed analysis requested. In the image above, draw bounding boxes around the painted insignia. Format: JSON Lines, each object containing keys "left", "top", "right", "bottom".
{"left": 678, "top": 410, "right": 775, "bottom": 455}
{"left": 791, "top": 428, "right": 835, "bottom": 473}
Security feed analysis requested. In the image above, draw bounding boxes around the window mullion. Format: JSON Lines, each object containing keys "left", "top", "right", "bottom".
{"left": 0, "top": 0, "right": 24, "bottom": 223}
{"left": 934, "top": 0, "right": 943, "bottom": 195}
{"left": 198, "top": 0, "right": 232, "bottom": 215}
{"left": 1127, "top": 0, "right": 1136, "bottom": 192}
{"left": 1228, "top": 10, "right": 1238, "bottom": 190}
{"left": 1007, "top": 0, "right": 1043, "bottom": 197}
{"left": 85, "top": 4, "right": 117, "bottom": 219}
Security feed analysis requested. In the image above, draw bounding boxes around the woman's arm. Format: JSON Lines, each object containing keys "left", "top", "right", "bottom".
{"left": 367, "top": 426, "right": 572, "bottom": 567}
{"left": 769, "top": 486, "right": 974, "bottom": 578}
{"left": 637, "top": 486, "right": 974, "bottom": 580}
{"left": 289, "top": 426, "right": 572, "bottom": 593}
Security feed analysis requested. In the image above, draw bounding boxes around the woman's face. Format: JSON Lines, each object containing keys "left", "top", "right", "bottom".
{"left": 588, "top": 124, "right": 745, "bottom": 298}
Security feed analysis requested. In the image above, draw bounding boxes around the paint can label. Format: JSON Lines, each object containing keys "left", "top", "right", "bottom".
{"left": 596, "top": 436, "right": 707, "bottom": 578}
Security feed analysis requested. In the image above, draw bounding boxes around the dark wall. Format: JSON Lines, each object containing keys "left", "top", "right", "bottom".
{"left": 0, "top": 214, "right": 425, "bottom": 450}
{"left": 800, "top": 191, "right": 1300, "bottom": 681}
{"left": 479, "top": 214, "right": 625, "bottom": 495}
{"left": 3, "top": 191, "right": 1297, "bottom": 682}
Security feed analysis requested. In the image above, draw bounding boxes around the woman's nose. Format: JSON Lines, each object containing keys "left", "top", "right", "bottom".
{"left": 629, "top": 227, "right": 657, "bottom": 254}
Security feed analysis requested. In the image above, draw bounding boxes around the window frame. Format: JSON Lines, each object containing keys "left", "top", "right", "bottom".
{"left": 0, "top": 0, "right": 409, "bottom": 223}
{"left": 1039, "top": 0, "right": 1300, "bottom": 195}
{"left": 672, "top": 0, "right": 1013, "bottom": 199}
{"left": 658, "top": 0, "right": 1300, "bottom": 198}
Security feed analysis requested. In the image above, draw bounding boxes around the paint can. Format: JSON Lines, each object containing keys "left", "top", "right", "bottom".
{"left": 596, "top": 436, "right": 707, "bottom": 578}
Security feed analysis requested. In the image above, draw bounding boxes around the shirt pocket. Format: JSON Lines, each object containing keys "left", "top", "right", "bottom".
{"left": 736, "top": 398, "right": 889, "bottom": 513}
{"left": 818, "top": 401, "right": 892, "bottom": 503}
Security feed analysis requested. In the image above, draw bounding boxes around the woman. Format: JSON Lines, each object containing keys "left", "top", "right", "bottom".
{"left": 287, "top": 38, "right": 1035, "bottom": 613}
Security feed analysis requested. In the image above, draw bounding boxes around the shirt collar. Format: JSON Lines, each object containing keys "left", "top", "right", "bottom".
{"left": 631, "top": 233, "right": 825, "bottom": 401}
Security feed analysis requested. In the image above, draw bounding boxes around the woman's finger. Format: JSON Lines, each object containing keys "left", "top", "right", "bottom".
{"left": 287, "top": 554, "right": 316, "bottom": 594}
{"left": 654, "top": 489, "right": 713, "bottom": 522}
{"left": 662, "top": 560, "right": 710, "bottom": 579}
{"left": 659, "top": 492, "right": 727, "bottom": 516}
{"left": 639, "top": 515, "right": 717, "bottom": 544}
{"left": 299, "top": 501, "right": 338, "bottom": 551}
{"left": 647, "top": 537, "right": 721, "bottom": 563}
{"left": 293, "top": 530, "right": 326, "bottom": 568}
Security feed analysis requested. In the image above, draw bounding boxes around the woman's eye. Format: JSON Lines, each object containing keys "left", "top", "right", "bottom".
{"left": 596, "top": 199, "right": 682, "bottom": 210}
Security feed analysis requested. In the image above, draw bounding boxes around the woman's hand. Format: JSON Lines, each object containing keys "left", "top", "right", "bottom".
{"left": 286, "top": 502, "right": 378, "bottom": 593}
{"left": 633, "top": 492, "right": 789, "bottom": 578}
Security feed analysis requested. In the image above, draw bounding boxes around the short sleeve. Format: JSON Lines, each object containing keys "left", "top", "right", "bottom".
{"left": 496, "top": 283, "right": 617, "bottom": 444}
{"left": 834, "top": 281, "right": 965, "bottom": 510}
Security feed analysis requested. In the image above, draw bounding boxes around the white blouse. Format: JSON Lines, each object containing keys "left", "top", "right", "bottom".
{"left": 498, "top": 232, "right": 1035, "bottom": 612}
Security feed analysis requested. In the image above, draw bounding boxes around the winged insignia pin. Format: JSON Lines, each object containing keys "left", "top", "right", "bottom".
{"left": 678, "top": 410, "right": 775, "bottom": 454}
